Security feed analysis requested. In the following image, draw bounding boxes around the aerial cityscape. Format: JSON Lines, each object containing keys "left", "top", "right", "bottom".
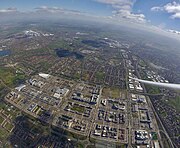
{"left": 0, "top": 0, "right": 179, "bottom": 148}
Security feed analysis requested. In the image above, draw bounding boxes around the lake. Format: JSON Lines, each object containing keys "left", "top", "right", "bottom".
{"left": 55, "top": 49, "right": 84, "bottom": 60}
{"left": 81, "top": 40, "right": 107, "bottom": 48}
{"left": 0, "top": 50, "right": 11, "bottom": 57}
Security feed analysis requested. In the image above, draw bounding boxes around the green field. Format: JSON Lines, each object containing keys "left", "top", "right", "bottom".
{"left": 71, "top": 105, "right": 85, "bottom": 113}
{"left": 166, "top": 96, "right": 180, "bottom": 112}
{"left": 111, "top": 88, "right": 120, "bottom": 98}
{"left": 0, "top": 115, "right": 4, "bottom": 124}
{"left": 151, "top": 132, "right": 158, "bottom": 140}
{"left": 145, "top": 85, "right": 161, "bottom": 94}
{"left": 102, "top": 87, "right": 122, "bottom": 98}
{"left": 5, "top": 122, "right": 14, "bottom": 131}
{"left": 0, "top": 127, "right": 9, "bottom": 139}
{"left": 0, "top": 101, "right": 21, "bottom": 121}
{"left": 95, "top": 72, "right": 105, "bottom": 80}
{"left": 0, "top": 67, "right": 25, "bottom": 88}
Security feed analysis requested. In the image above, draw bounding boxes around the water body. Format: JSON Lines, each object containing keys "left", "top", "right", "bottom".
{"left": 55, "top": 49, "right": 84, "bottom": 60}
{"left": 81, "top": 40, "right": 107, "bottom": 48}
{"left": 0, "top": 50, "right": 11, "bottom": 57}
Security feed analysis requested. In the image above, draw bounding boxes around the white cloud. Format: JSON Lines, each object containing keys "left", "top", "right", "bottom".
{"left": 0, "top": 8, "right": 17, "bottom": 13}
{"left": 168, "top": 29, "right": 180, "bottom": 35}
{"left": 35, "top": 6, "right": 83, "bottom": 15}
{"left": 94, "top": 0, "right": 146, "bottom": 23}
{"left": 115, "top": 9, "right": 146, "bottom": 23}
{"left": 151, "top": 6, "right": 163, "bottom": 12}
{"left": 151, "top": 2, "right": 180, "bottom": 19}
{"left": 35, "top": 6, "right": 64, "bottom": 13}
{"left": 164, "top": 2, "right": 180, "bottom": 19}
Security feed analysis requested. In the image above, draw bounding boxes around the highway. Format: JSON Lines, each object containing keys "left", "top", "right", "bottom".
{"left": 134, "top": 61, "right": 175, "bottom": 148}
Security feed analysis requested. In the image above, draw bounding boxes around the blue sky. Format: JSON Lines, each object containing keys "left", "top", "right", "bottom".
{"left": 0, "top": 0, "right": 180, "bottom": 33}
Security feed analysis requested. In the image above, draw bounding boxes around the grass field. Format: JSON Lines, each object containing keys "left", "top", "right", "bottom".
{"left": 166, "top": 96, "right": 180, "bottom": 112}
{"left": 5, "top": 122, "right": 14, "bottom": 131}
{"left": 102, "top": 87, "right": 122, "bottom": 98}
{"left": 0, "top": 115, "right": 4, "bottom": 124}
{"left": 0, "top": 127, "right": 9, "bottom": 139}
{"left": 111, "top": 88, "right": 120, "bottom": 98}
{"left": 71, "top": 105, "right": 85, "bottom": 113}
{"left": 0, "top": 67, "right": 25, "bottom": 88}
{"left": 95, "top": 72, "right": 105, "bottom": 81}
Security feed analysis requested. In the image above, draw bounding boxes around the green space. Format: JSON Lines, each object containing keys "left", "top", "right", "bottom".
{"left": 159, "top": 111, "right": 167, "bottom": 118}
{"left": 139, "top": 60, "right": 147, "bottom": 67}
{"left": 48, "top": 39, "right": 74, "bottom": 51}
{"left": 111, "top": 87, "right": 120, "bottom": 98}
{"left": 86, "top": 145, "right": 95, "bottom": 148}
{"left": 5, "top": 122, "right": 14, "bottom": 131}
{"left": 0, "top": 127, "right": 9, "bottom": 140}
{"left": 71, "top": 105, "right": 85, "bottom": 113}
{"left": 116, "top": 144, "right": 127, "bottom": 148}
{"left": 74, "top": 72, "right": 81, "bottom": 79}
{"left": 102, "top": 87, "right": 110, "bottom": 96}
{"left": 0, "top": 82, "right": 4, "bottom": 91}
{"left": 0, "top": 115, "right": 4, "bottom": 124}
{"left": 0, "top": 101, "right": 21, "bottom": 120}
{"left": 132, "top": 113, "right": 139, "bottom": 118}
{"left": 145, "top": 85, "right": 161, "bottom": 94}
{"left": 77, "top": 143, "right": 84, "bottom": 148}
{"left": 151, "top": 132, "right": 158, "bottom": 140}
{"left": 0, "top": 67, "right": 26, "bottom": 88}
{"left": 166, "top": 96, "right": 180, "bottom": 112}
{"left": 102, "top": 87, "right": 123, "bottom": 98}
{"left": 82, "top": 73, "right": 90, "bottom": 81}
{"left": 95, "top": 72, "right": 105, "bottom": 80}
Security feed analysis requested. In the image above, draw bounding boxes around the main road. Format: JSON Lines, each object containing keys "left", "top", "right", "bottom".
{"left": 134, "top": 60, "right": 175, "bottom": 148}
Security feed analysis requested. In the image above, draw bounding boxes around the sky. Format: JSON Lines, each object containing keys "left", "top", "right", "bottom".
{"left": 0, "top": 0, "right": 180, "bottom": 34}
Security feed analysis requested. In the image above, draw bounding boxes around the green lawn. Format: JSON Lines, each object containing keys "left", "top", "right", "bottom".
{"left": 95, "top": 72, "right": 105, "bottom": 80}
{"left": 0, "top": 67, "right": 25, "bottom": 87}
{"left": 0, "top": 115, "right": 4, "bottom": 124}
{"left": 151, "top": 132, "right": 158, "bottom": 140}
{"left": 111, "top": 88, "right": 120, "bottom": 98}
{"left": 0, "top": 101, "right": 21, "bottom": 121}
{"left": 0, "top": 127, "right": 9, "bottom": 139}
{"left": 5, "top": 122, "right": 14, "bottom": 131}
{"left": 145, "top": 85, "right": 161, "bottom": 94}
{"left": 74, "top": 72, "right": 81, "bottom": 79}
{"left": 167, "top": 96, "right": 180, "bottom": 112}
{"left": 71, "top": 105, "right": 85, "bottom": 113}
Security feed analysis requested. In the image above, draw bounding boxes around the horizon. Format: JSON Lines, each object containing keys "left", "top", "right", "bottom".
{"left": 0, "top": 0, "right": 180, "bottom": 38}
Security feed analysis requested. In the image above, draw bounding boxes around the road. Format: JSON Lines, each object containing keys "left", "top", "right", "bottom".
{"left": 134, "top": 60, "right": 175, "bottom": 148}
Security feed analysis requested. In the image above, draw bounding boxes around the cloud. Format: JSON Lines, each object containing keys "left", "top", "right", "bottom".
{"left": 35, "top": 6, "right": 64, "bottom": 13}
{"left": 95, "top": 0, "right": 134, "bottom": 9}
{"left": 35, "top": 6, "right": 84, "bottom": 15}
{"left": 168, "top": 29, "right": 180, "bottom": 35}
{"left": 151, "top": 2, "right": 180, "bottom": 19}
{"left": 0, "top": 8, "right": 18, "bottom": 13}
{"left": 115, "top": 9, "right": 146, "bottom": 23}
{"left": 94, "top": 0, "right": 146, "bottom": 23}
{"left": 164, "top": 2, "right": 180, "bottom": 19}
{"left": 151, "top": 6, "right": 163, "bottom": 12}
